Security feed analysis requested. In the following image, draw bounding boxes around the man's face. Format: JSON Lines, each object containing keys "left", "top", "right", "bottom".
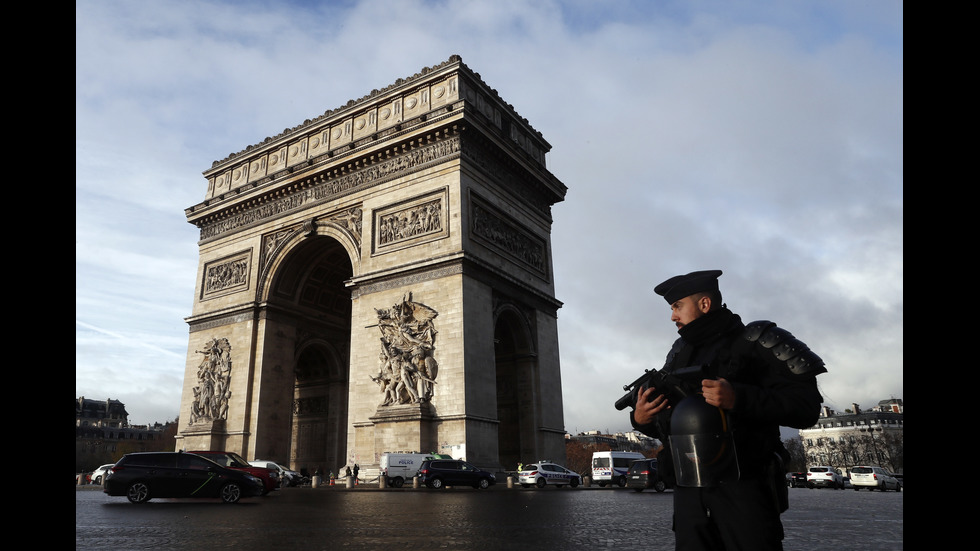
{"left": 670, "top": 295, "right": 708, "bottom": 329}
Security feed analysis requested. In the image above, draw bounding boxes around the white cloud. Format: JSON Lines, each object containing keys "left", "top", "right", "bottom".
{"left": 76, "top": 0, "right": 902, "bottom": 433}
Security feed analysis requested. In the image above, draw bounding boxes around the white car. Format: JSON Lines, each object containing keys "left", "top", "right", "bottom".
{"left": 518, "top": 462, "right": 582, "bottom": 488}
{"left": 849, "top": 466, "right": 901, "bottom": 491}
{"left": 807, "top": 466, "right": 844, "bottom": 489}
{"left": 250, "top": 460, "right": 303, "bottom": 487}
{"left": 90, "top": 464, "right": 115, "bottom": 485}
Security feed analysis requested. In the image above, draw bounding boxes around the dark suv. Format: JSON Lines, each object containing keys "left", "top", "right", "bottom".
{"left": 188, "top": 451, "right": 280, "bottom": 494}
{"left": 626, "top": 458, "right": 668, "bottom": 493}
{"left": 418, "top": 459, "right": 496, "bottom": 489}
{"left": 104, "top": 451, "right": 264, "bottom": 504}
{"left": 787, "top": 472, "right": 807, "bottom": 488}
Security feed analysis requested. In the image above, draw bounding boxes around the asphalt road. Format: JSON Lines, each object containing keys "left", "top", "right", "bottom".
{"left": 76, "top": 484, "right": 902, "bottom": 550}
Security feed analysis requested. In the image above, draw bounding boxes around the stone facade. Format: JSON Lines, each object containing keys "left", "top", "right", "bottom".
{"left": 175, "top": 55, "right": 567, "bottom": 476}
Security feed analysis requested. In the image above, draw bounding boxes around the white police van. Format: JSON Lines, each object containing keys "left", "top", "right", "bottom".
{"left": 591, "top": 451, "right": 645, "bottom": 487}
{"left": 380, "top": 453, "right": 439, "bottom": 487}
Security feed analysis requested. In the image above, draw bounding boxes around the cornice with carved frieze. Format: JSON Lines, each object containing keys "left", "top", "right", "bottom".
{"left": 205, "top": 55, "right": 548, "bottom": 172}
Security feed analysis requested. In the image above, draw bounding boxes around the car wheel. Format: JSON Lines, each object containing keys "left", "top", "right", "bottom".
{"left": 477, "top": 478, "right": 490, "bottom": 490}
{"left": 220, "top": 482, "right": 243, "bottom": 503}
{"left": 570, "top": 478, "right": 579, "bottom": 488}
{"left": 896, "top": 483, "right": 902, "bottom": 492}
{"left": 617, "top": 476, "right": 627, "bottom": 488}
{"left": 536, "top": 478, "right": 547, "bottom": 489}
{"left": 428, "top": 477, "right": 444, "bottom": 489}
{"left": 654, "top": 481, "right": 666, "bottom": 493}
{"left": 392, "top": 477, "right": 405, "bottom": 488}
{"left": 93, "top": 476, "right": 103, "bottom": 485}
{"left": 126, "top": 481, "right": 150, "bottom": 504}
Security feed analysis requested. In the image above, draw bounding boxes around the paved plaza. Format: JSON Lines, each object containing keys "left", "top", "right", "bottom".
{"left": 76, "top": 484, "right": 902, "bottom": 550}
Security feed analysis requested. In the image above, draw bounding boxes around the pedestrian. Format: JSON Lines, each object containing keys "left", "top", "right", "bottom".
{"left": 353, "top": 463, "right": 359, "bottom": 482}
{"left": 345, "top": 466, "right": 352, "bottom": 479}
{"left": 627, "top": 270, "right": 826, "bottom": 551}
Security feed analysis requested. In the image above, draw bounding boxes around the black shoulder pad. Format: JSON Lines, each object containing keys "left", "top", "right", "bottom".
{"left": 757, "top": 326, "right": 795, "bottom": 349}
{"left": 743, "top": 320, "right": 775, "bottom": 342}
{"left": 746, "top": 321, "right": 827, "bottom": 376}
{"left": 786, "top": 349, "right": 827, "bottom": 376}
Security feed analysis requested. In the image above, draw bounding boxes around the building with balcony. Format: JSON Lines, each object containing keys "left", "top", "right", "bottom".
{"left": 799, "top": 398, "right": 903, "bottom": 474}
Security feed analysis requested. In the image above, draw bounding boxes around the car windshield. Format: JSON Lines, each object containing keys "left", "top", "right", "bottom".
{"left": 225, "top": 453, "right": 250, "bottom": 468}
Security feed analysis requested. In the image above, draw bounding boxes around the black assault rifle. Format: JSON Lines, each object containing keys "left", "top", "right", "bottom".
{"left": 614, "top": 365, "right": 710, "bottom": 411}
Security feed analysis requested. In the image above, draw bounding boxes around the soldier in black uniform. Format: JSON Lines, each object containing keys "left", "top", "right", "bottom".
{"left": 629, "top": 270, "right": 826, "bottom": 551}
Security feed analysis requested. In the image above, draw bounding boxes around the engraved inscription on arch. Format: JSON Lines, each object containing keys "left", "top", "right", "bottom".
{"left": 202, "top": 250, "right": 252, "bottom": 299}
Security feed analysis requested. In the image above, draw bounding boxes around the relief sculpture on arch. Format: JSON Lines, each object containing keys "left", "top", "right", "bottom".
{"left": 370, "top": 293, "right": 439, "bottom": 406}
{"left": 189, "top": 337, "right": 232, "bottom": 424}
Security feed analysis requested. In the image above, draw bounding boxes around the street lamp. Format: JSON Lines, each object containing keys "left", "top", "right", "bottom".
{"left": 859, "top": 426, "right": 882, "bottom": 464}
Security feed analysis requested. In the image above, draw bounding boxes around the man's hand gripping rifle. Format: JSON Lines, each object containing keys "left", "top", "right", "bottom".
{"left": 614, "top": 365, "right": 708, "bottom": 411}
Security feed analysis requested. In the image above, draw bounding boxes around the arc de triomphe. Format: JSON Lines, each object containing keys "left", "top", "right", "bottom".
{"left": 175, "top": 55, "right": 568, "bottom": 476}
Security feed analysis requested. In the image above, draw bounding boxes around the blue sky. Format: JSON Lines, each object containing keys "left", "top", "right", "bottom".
{"left": 76, "top": 0, "right": 903, "bottom": 436}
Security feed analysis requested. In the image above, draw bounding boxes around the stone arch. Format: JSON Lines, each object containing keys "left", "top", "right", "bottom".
{"left": 493, "top": 303, "right": 537, "bottom": 470}
{"left": 259, "top": 234, "right": 353, "bottom": 474}
{"left": 291, "top": 338, "right": 348, "bottom": 476}
{"left": 178, "top": 58, "right": 569, "bottom": 475}
{"left": 256, "top": 219, "right": 361, "bottom": 304}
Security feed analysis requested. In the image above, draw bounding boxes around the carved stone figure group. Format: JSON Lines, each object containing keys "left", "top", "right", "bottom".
{"left": 370, "top": 293, "right": 439, "bottom": 406}
{"left": 190, "top": 337, "right": 233, "bottom": 424}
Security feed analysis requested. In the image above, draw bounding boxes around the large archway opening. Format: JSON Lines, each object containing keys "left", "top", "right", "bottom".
{"left": 269, "top": 236, "right": 352, "bottom": 476}
{"left": 494, "top": 307, "right": 536, "bottom": 471}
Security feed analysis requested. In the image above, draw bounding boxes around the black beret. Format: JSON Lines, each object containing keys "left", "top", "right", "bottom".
{"left": 654, "top": 270, "right": 723, "bottom": 304}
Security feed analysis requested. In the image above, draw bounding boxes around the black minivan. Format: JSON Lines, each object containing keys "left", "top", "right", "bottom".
{"left": 104, "top": 451, "right": 265, "bottom": 503}
{"left": 418, "top": 459, "right": 496, "bottom": 489}
{"left": 627, "top": 458, "right": 668, "bottom": 492}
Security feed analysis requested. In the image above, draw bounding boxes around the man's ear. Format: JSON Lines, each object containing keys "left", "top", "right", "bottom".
{"left": 698, "top": 295, "right": 712, "bottom": 313}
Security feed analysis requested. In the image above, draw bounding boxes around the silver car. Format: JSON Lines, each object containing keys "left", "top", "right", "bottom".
{"left": 850, "top": 466, "right": 901, "bottom": 491}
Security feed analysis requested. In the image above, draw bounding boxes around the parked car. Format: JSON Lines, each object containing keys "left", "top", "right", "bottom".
{"left": 807, "top": 466, "right": 844, "bottom": 489}
{"left": 89, "top": 464, "right": 115, "bottom": 485}
{"left": 418, "top": 459, "right": 495, "bottom": 489}
{"left": 627, "top": 458, "right": 668, "bottom": 492}
{"left": 518, "top": 462, "right": 582, "bottom": 488}
{"left": 104, "top": 451, "right": 264, "bottom": 504}
{"left": 188, "top": 451, "right": 280, "bottom": 494}
{"left": 786, "top": 472, "right": 807, "bottom": 488}
{"left": 849, "top": 466, "right": 902, "bottom": 491}
{"left": 249, "top": 460, "right": 303, "bottom": 487}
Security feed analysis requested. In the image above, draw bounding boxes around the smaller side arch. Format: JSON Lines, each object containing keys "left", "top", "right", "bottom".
{"left": 295, "top": 338, "right": 347, "bottom": 383}
{"left": 493, "top": 303, "right": 536, "bottom": 359}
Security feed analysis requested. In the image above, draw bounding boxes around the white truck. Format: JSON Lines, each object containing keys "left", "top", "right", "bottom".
{"left": 591, "top": 451, "right": 645, "bottom": 487}
{"left": 380, "top": 452, "right": 440, "bottom": 487}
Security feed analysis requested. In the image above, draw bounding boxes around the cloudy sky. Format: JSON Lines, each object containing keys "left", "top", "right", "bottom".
{"left": 76, "top": 0, "right": 903, "bottom": 438}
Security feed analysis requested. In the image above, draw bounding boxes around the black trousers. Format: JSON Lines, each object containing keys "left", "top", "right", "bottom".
{"left": 673, "top": 478, "right": 784, "bottom": 551}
